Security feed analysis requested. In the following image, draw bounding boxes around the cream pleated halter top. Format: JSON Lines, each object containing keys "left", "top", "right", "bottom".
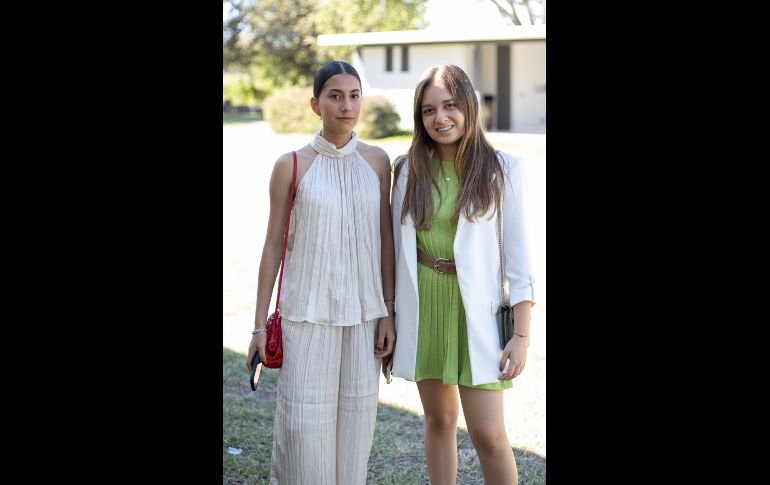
{"left": 278, "top": 130, "right": 388, "bottom": 325}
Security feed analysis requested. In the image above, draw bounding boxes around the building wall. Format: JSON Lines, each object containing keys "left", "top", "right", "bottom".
{"left": 479, "top": 43, "right": 498, "bottom": 130}
{"left": 353, "top": 40, "right": 545, "bottom": 133}
{"left": 357, "top": 44, "right": 473, "bottom": 129}
{"left": 511, "top": 41, "right": 546, "bottom": 133}
{"left": 358, "top": 43, "right": 472, "bottom": 89}
{"left": 479, "top": 43, "right": 497, "bottom": 95}
{"left": 411, "top": 44, "right": 474, "bottom": 80}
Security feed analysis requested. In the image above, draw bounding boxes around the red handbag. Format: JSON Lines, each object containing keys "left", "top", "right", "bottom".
{"left": 263, "top": 151, "right": 297, "bottom": 368}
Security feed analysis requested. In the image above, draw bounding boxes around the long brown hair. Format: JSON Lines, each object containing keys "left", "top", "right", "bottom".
{"left": 398, "top": 64, "right": 503, "bottom": 229}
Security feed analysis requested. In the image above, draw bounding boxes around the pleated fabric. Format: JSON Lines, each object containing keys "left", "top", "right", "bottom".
{"left": 414, "top": 160, "right": 511, "bottom": 391}
{"left": 269, "top": 318, "right": 380, "bottom": 485}
{"left": 279, "top": 130, "right": 388, "bottom": 326}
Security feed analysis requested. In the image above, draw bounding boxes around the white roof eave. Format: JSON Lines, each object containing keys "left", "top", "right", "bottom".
{"left": 317, "top": 24, "right": 546, "bottom": 47}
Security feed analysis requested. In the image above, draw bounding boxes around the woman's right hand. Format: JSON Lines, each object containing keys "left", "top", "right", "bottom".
{"left": 246, "top": 332, "right": 267, "bottom": 372}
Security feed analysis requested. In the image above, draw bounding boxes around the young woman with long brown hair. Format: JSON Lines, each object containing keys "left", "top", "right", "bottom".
{"left": 390, "top": 64, "right": 536, "bottom": 484}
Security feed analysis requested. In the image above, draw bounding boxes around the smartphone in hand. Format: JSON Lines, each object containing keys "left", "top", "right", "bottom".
{"left": 250, "top": 352, "right": 262, "bottom": 391}
{"left": 382, "top": 355, "right": 393, "bottom": 384}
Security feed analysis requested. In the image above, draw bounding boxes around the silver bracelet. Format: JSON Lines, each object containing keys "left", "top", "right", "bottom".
{"left": 251, "top": 328, "right": 267, "bottom": 335}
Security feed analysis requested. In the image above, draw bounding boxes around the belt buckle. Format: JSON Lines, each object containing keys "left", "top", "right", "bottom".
{"left": 433, "top": 258, "right": 451, "bottom": 274}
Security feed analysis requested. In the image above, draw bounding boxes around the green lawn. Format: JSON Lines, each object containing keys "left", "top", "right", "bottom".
{"left": 223, "top": 112, "right": 264, "bottom": 123}
{"left": 365, "top": 133, "right": 413, "bottom": 143}
{"left": 223, "top": 347, "right": 545, "bottom": 484}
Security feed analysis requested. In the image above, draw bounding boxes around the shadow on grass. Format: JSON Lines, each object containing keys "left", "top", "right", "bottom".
{"left": 223, "top": 347, "right": 545, "bottom": 484}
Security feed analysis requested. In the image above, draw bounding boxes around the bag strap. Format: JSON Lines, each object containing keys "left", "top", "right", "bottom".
{"left": 495, "top": 152, "right": 508, "bottom": 308}
{"left": 496, "top": 196, "right": 508, "bottom": 308}
{"left": 274, "top": 151, "right": 298, "bottom": 314}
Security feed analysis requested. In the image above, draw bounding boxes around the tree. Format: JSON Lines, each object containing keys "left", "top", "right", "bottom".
{"left": 224, "top": 0, "right": 319, "bottom": 86}
{"left": 316, "top": 0, "right": 428, "bottom": 62}
{"left": 223, "top": 0, "right": 252, "bottom": 68}
{"left": 487, "top": 0, "right": 546, "bottom": 25}
{"left": 223, "top": 0, "right": 428, "bottom": 96}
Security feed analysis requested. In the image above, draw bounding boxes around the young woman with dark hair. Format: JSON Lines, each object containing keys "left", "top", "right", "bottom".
{"left": 247, "top": 60, "right": 396, "bottom": 485}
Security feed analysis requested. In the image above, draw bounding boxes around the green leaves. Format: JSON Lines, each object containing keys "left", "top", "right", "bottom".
{"left": 223, "top": 0, "right": 429, "bottom": 99}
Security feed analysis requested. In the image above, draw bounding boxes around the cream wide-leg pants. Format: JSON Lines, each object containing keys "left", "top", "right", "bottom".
{"left": 269, "top": 318, "right": 380, "bottom": 485}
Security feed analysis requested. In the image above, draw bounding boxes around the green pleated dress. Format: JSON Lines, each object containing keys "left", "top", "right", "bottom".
{"left": 414, "top": 160, "right": 511, "bottom": 391}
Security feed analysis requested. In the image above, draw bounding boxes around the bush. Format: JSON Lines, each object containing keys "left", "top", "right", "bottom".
{"left": 222, "top": 71, "right": 265, "bottom": 107}
{"left": 263, "top": 89, "right": 401, "bottom": 138}
{"left": 263, "top": 86, "right": 319, "bottom": 134}
{"left": 358, "top": 95, "right": 401, "bottom": 139}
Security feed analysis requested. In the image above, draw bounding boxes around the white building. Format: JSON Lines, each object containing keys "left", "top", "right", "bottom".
{"left": 317, "top": 25, "right": 545, "bottom": 133}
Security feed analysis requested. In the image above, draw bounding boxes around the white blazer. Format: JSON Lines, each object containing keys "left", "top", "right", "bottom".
{"left": 390, "top": 151, "right": 536, "bottom": 386}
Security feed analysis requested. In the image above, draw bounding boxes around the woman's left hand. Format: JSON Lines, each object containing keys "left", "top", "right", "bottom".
{"left": 375, "top": 315, "right": 396, "bottom": 360}
{"left": 499, "top": 335, "right": 529, "bottom": 380}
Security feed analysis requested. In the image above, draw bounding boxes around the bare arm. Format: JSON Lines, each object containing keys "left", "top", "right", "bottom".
{"left": 366, "top": 147, "right": 396, "bottom": 371}
{"left": 247, "top": 152, "right": 295, "bottom": 370}
{"left": 359, "top": 143, "right": 396, "bottom": 319}
{"left": 379, "top": 154, "right": 396, "bottom": 326}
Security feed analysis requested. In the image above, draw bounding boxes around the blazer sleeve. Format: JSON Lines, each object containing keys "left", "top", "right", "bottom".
{"left": 501, "top": 152, "right": 536, "bottom": 306}
{"left": 391, "top": 156, "right": 406, "bottom": 265}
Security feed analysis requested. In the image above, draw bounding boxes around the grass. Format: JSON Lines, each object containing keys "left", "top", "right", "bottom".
{"left": 223, "top": 347, "right": 279, "bottom": 483}
{"left": 223, "top": 112, "right": 264, "bottom": 124}
{"left": 223, "top": 347, "right": 545, "bottom": 484}
{"left": 364, "top": 133, "right": 413, "bottom": 143}
{"left": 221, "top": 116, "right": 409, "bottom": 142}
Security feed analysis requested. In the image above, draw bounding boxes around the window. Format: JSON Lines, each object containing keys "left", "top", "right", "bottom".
{"left": 401, "top": 46, "right": 409, "bottom": 71}
{"left": 385, "top": 46, "right": 393, "bottom": 72}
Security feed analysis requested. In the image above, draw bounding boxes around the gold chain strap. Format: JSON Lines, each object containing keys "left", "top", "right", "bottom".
{"left": 496, "top": 196, "right": 507, "bottom": 307}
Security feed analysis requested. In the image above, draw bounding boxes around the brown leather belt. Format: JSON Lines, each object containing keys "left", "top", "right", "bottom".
{"left": 417, "top": 249, "right": 457, "bottom": 274}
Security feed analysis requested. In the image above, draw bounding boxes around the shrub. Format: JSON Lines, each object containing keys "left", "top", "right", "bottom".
{"left": 358, "top": 95, "right": 401, "bottom": 139}
{"left": 222, "top": 71, "right": 265, "bottom": 107}
{"left": 263, "top": 86, "right": 319, "bottom": 134}
{"left": 263, "top": 89, "right": 401, "bottom": 138}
